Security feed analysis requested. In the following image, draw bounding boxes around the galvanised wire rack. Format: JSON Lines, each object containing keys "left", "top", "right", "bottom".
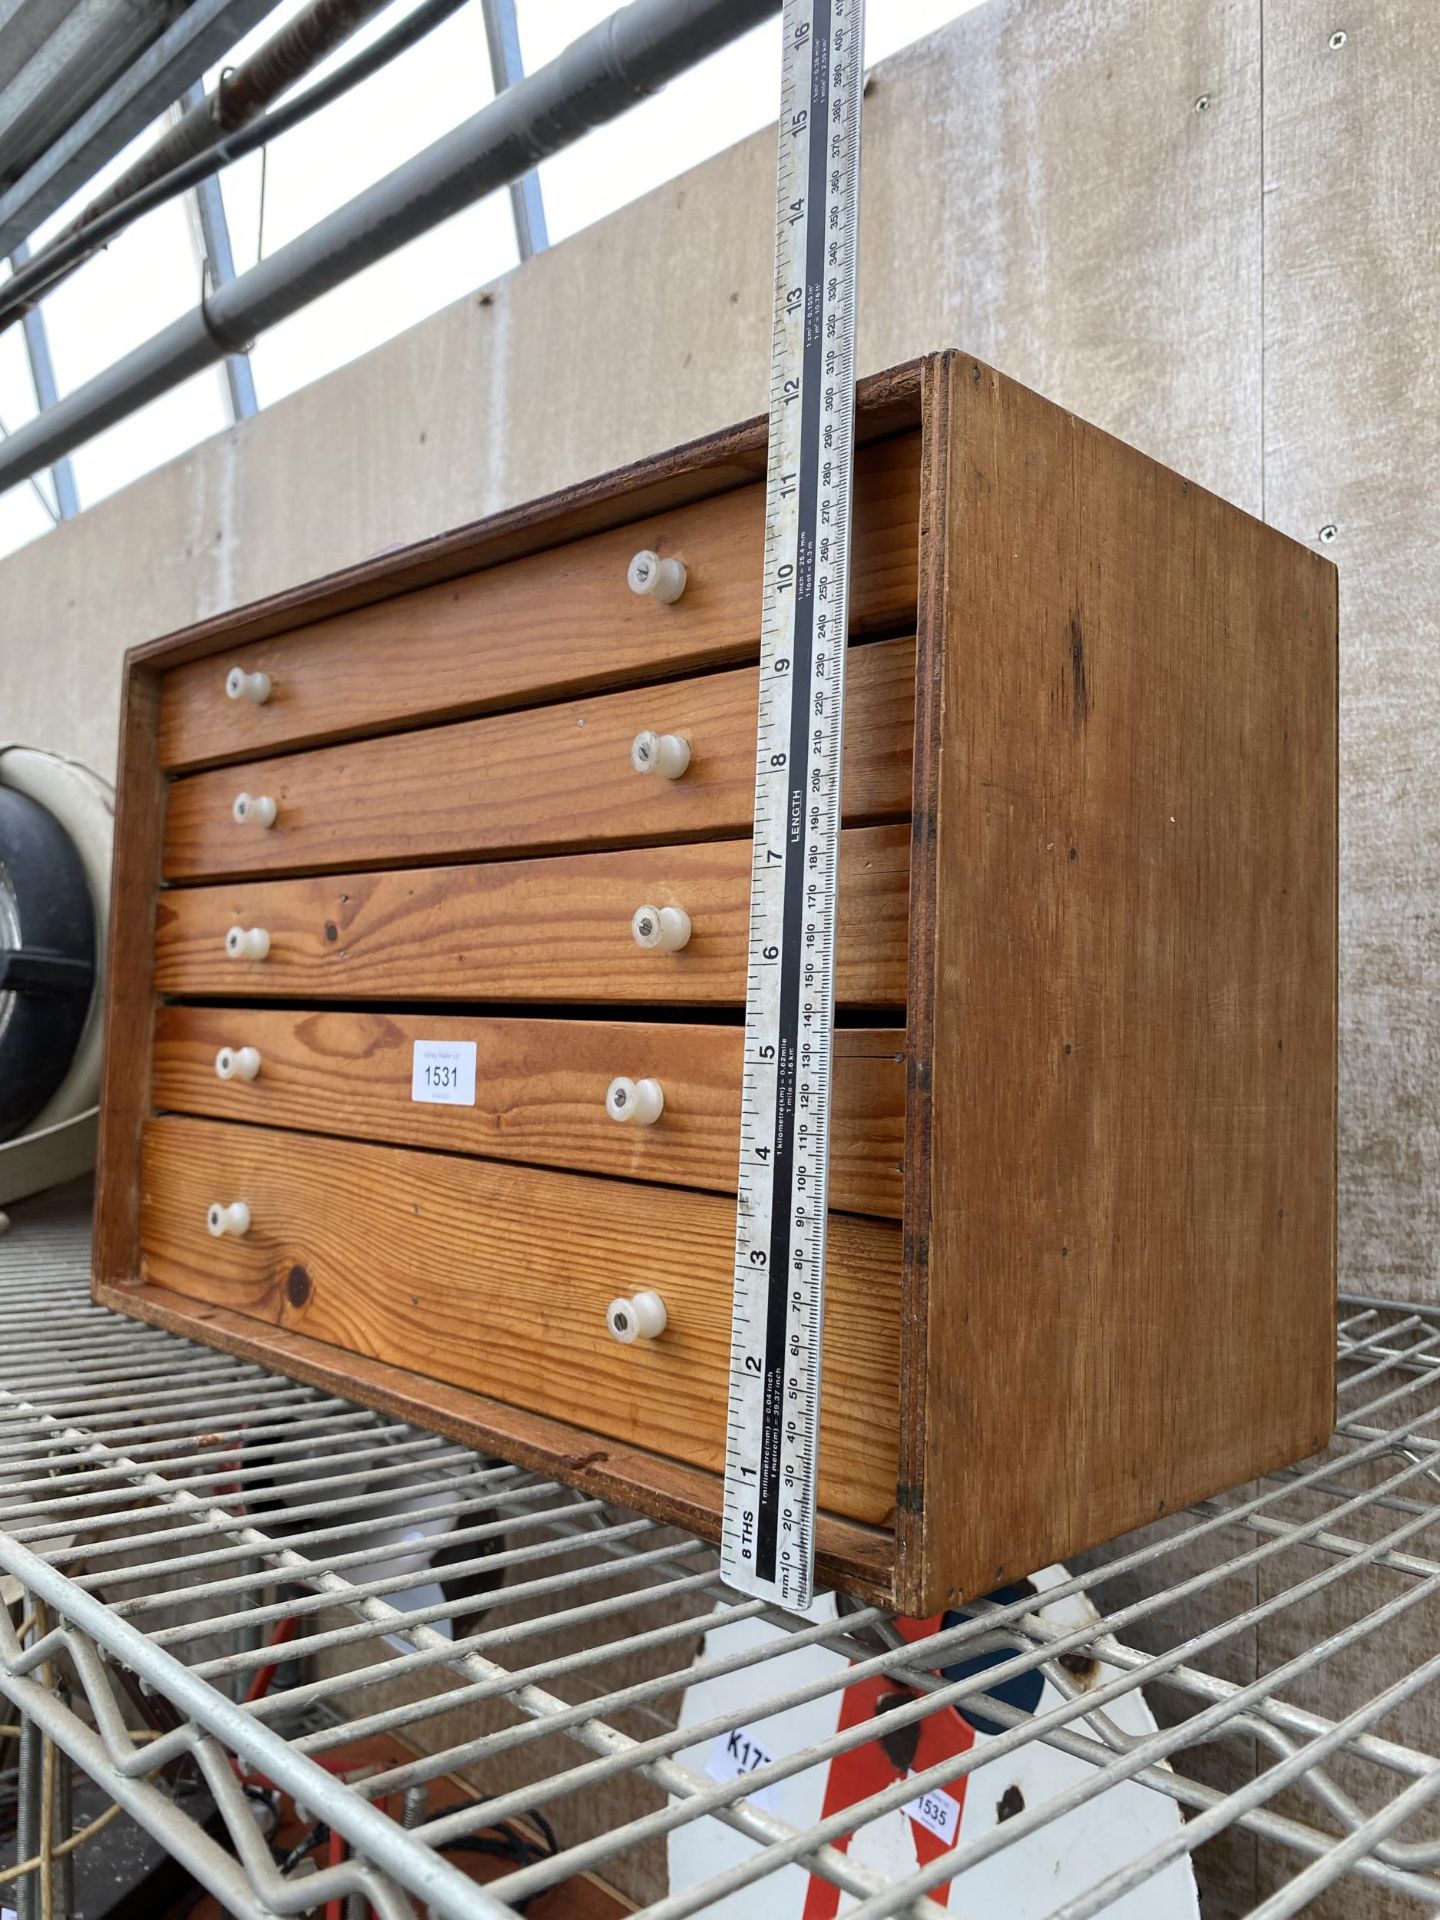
{"left": 3, "top": 1183, "right": 1440, "bottom": 1919}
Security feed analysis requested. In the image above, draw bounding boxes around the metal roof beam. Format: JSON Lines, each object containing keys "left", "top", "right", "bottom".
{"left": 0, "top": 0, "right": 173, "bottom": 186}
{"left": 0, "top": 0, "right": 275, "bottom": 258}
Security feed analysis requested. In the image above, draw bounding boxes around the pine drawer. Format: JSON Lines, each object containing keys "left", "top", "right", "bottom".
{"left": 151, "top": 825, "right": 911, "bottom": 1007}
{"left": 155, "top": 432, "right": 922, "bottom": 772}
{"left": 160, "top": 637, "right": 916, "bottom": 883}
{"left": 151, "top": 1008, "right": 907, "bottom": 1219}
{"left": 138, "top": 1115, "right": 903, "bottom": 1527}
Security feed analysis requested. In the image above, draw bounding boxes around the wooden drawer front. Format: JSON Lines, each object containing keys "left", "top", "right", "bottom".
{"left": 153, "top": 823, "right": 911, "bottom": 1006}
{"left": 153, "top": 1008, "right": 906, "bottom": 1219}
{"left": 140, "top": 1115, "right": 901, "bottom": 1524}
{"left": 162, "top": 638, "right": 915, "bottom": 883}
{"left": 157, "top": 434, "right": 922, "bottom": 772}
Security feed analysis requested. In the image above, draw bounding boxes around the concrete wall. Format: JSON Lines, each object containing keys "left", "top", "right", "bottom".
{"left": 0, "top": 0, "right": 1435, "bottom": 1910}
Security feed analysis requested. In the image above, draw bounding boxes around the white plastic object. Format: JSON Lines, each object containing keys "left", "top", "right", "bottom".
{"left": 206, "top": 1199, "right": 251, "bottom": 1238}
{"left": 226, "top": 666, "right": 272, "bottom": 705}
{"left": 631, "top": 904, "right": 691, "bottom": 952}
{"left": 225, "top": 925, "right": 271, "bottom": 961}
{"left": 627, "top": 550, "right": 687, "bottom": 604}
{"left": 0, "top": 745, "right": 113, "bottom": 1190}
{"left": 630, "top": 730, "right": 691, "bottom": 779}
{"left": 215, "top": 1045, "right": 261, "bottom": 1082}
{"left": 606, "top": 1289, "right": 668, "bottom": 1344}
{"left": 232, "top": 791, "right": 277, "bottom": 828}
{"left": 606, "top": 1075, "right": 664, "bottom": 1126}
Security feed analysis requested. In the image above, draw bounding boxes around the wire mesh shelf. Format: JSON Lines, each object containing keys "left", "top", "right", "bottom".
{"left": 3, "top": 1182, "right": 1440, "bottom": 1918}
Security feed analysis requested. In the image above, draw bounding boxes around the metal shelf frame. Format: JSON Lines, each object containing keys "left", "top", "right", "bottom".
{"left": 3, "top": 1185, "right": 1440, "bottom": 1918}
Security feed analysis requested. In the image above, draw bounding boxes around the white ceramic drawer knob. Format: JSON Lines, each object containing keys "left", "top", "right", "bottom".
{"left": 627, "top": 550, "right": 687, "bottom": 604}
{"left": 232, "top": 791, "right": 277, "bottom": 828}
{"left": 207, "top": 1200, "right": 251, "bottom": 1238}
{"left": 606, "top": 1290, "right": 668, "bottom": 1344}
{"left": 630, "top": 730, "right": 691, "bottom": 779}
{"left": 226, "top": 667, "right": 271, "bottom": 705}
{"left": 631, "top": 904, "right": 691, "bottom": 952}
{"left": 225, "top": 925, "right": 271, "bottom": 961}
{"left": 606, "top": 1075, "right": 664, "bottom": 1125}
{"left": 215, "top": 1045, "right": 261, "bottom": 1082}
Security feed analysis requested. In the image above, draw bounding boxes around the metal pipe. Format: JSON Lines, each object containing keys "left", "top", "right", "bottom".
{"left": 0, "top": 0, "right": 472, "bottom": 326}
{"left": 52, "top": 0, "right": 396, "bottom": 257}
{"left": 0, "top": 0, "right": 781, "bottom": 497}
{"left": 180, "top": 84, "right": 257, "bottom": 422}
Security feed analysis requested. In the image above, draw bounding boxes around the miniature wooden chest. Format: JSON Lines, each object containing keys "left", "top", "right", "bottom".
{"left": 94, "top": 354, "right": 1338, "bottom": 1612}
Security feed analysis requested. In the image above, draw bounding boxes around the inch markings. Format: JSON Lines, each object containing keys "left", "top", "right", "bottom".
{"left": 721, "top": 0, "right": 864, "bottom": 1612}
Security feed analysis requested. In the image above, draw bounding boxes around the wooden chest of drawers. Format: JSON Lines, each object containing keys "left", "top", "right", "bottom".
{"left": 94, "top": 354, "right": 1338, "bottom": 1613}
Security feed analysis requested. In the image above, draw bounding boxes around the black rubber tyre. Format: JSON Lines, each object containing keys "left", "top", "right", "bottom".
{"left": 0, "top": 785, "right": 96, "bottom": 1142}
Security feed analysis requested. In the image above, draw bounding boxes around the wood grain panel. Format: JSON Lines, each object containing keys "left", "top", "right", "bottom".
{"left": 93, "top": 660, "right": 165, "bottom": 1290}
{"left": 153, "top": 824, "right": 911, "bottom": 1008}
{"left": 162, "top": 638, "right": 915, "bottom": 882}
{"left": 157, "top": 435, "right": 921, "bottom": 772}
{"left": 139, "top": 1116, "right": 902, "bottom": 1525}
{"left": 153, "top": 1007, "right": 906, "bottom": 1218}
{"left": 897, "top": 354, "right": 1337, "bottom": 1612}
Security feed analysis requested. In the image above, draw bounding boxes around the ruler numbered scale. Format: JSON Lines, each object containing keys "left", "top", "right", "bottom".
{"left": 721, "top": 0, "right": 865, "bottom": 1611}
